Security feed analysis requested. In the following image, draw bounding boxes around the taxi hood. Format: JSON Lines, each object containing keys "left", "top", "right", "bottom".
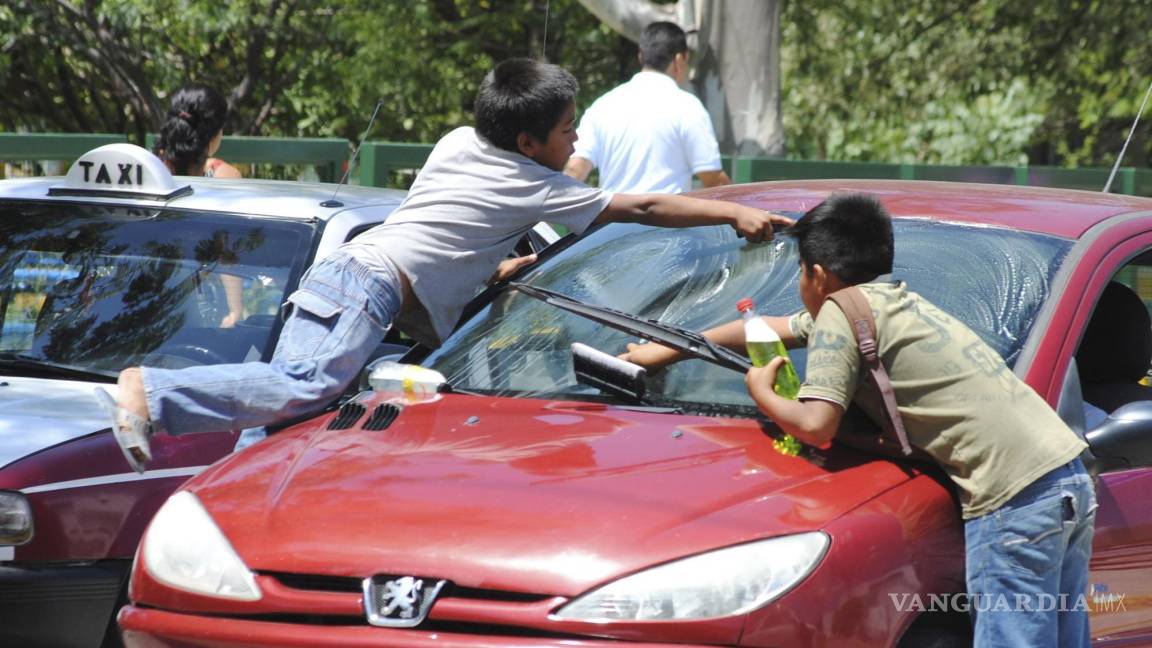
{"left": 0, "top": 377, "right": 109, "bottom": 469}
{"left": 189, "top": 393, "right": 918, "bottom": 596}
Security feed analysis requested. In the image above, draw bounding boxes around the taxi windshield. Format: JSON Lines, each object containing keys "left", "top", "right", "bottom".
{"left": 0, "top": 202, "right": 314, "bottom": 375}
{"left": 425, "top": 220, "right": 1072, "bottom": 415}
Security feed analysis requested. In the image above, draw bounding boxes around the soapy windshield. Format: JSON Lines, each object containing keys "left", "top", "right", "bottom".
{"left": 426, "top": 220, "right": 1071, "bottom": 415}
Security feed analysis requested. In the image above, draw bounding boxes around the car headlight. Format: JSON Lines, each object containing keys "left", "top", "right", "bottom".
{"left": 0, "top": 491, "right": 33, "bottom": 545}
{"left": 553, "top": 532, "right": 828, "bottom": 621}
{"left": 142, "top": 491, "right": 261, "bottom": 601}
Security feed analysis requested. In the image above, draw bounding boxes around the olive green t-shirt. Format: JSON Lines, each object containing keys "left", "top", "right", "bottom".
{"left": 789, "top": 282, "right": 1086, "bottom": 519}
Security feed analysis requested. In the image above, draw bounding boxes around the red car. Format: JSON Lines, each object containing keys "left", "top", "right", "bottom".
{"left": 120, "top": 180, "right": 1152, "bottom": 646}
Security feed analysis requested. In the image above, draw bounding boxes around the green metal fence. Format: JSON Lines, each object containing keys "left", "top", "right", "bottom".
{"left": 143, "top": 134, "right": 348, "bottom": 182}
{"left": 0, "top": 133, "right": 127, "bottom": 161}
{"left": 2, "top": 132, "right": 1150, "bottom": 196}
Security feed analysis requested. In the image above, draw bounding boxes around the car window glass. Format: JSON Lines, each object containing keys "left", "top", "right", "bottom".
{"left": 426, "top": 220, "right": 1071, "bottom": 416}
{"left": 0, "top": 202, "right": 314, "bottom": 372}
{"left": 1076, "top": 259, "right": 1152, "bottom": 415}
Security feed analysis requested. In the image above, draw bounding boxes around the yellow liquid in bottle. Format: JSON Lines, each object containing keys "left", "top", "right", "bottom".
{"left": 743, "top": 311, "right": 803, "bottom": 456}
{"left": 745, "top": 340, "right": 801, "bottom": 399}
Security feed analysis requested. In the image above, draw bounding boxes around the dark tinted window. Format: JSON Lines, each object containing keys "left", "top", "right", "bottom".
{"left": 0, "top": 202, "right": 314, "bottom": 373}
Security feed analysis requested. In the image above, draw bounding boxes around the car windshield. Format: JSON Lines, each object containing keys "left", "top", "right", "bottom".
{"left": 0, "top": 201, "right": 314, "bottom": 375}
{"left": 426, "top": 219, "right": 1072, "bottom": 416}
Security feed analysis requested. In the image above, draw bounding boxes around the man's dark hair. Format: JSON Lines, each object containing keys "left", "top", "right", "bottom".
{"left": 786, "top": 193, "right": 894, "bottom": 284}
{"left": 475, "top": 58, "right": 578, "bottom": 153}
{"left": 639, "top": 22, "right": 688, "bottom": 71}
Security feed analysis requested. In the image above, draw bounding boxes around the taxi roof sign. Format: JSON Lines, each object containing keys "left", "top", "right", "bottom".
{"left": 49, "top": 143, "right": 192, "bottom": 201}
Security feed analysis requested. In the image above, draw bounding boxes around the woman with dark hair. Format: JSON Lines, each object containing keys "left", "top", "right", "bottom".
{"left": 154, "top": 85, "right": 242, "bottom": 178}
{"left": 156, "top": 85, "right": 245, "bottom": 327}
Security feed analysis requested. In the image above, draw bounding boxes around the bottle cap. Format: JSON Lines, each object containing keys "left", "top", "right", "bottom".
{"left": 736, "top": 297, "right": 754, "bottom": 313}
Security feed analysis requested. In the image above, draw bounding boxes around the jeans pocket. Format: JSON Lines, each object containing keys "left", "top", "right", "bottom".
{"left": 280, "top": 289, "right": 345, "bottom": 361}
{"left": 997, "top": 493, "right": 1068, "bottom": 578}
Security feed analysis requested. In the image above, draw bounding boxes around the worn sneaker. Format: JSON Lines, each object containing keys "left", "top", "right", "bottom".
{"left": 93, "top": 387, "right": 153, "bottom": 474}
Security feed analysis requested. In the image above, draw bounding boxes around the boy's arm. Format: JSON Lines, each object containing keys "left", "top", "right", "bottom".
{"left": 619, "top": 315, "right": 799, "bottom": 370}
{"left": 595, "top": 193, "right": 793, "bottom": 242}
{"left": 563, "top": 156, "right": 593, "bottom": 183}
{"left": 746, "top": 358, "right": 843, "bottom": 447}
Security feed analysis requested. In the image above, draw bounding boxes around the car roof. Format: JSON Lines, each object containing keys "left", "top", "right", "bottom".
{"left": 0, "top": 175, "right": 406, "bottom": 222}
{"left": 702, "top": 179, "right": 1152, "bottom": 239}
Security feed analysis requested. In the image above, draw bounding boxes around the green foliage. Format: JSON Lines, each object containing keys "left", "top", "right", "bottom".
{"left": 780, "top": 0, "right": 1151, "bottom": 166}
{"left": 1, "top": 0, "right": 1147, "bottom": 170}
{"left": 0, "top": 0, "right": 627, "bottom": 151}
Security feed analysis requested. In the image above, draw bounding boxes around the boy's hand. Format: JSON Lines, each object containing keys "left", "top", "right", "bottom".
{"left": 618, "top": 341, "right": 680, "bottom": 371}
{"left": 489, "top": 253, "right": 537, "bottom": 285}
{"left": 733, "top": 207, "right": 794, "bottom": 243}
{"left": 745, "top": 356, "right": 789, "bottom": 398}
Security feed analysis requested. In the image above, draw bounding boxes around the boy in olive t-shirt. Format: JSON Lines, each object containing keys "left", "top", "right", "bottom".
{"left": 622, "top": 194, "right": 1097, "bottom": 647}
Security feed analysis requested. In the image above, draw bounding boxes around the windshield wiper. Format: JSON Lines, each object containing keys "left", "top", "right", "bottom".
{"left": 0, "top": 353, "right": 118, "bottom": 382}
{"left": 510, "top": 283, "right": 752, "bottom": 374}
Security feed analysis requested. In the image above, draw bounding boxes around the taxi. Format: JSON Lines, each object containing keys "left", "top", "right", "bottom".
{"left": 0, "top": 143, "right": 411, "bottom": 647}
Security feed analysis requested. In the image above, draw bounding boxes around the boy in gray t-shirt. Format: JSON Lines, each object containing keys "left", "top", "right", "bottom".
{"left": 101, "top": 57, "right": 793, "bottom": 473}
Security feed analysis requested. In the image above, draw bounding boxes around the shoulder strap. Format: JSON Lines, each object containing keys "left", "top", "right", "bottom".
{"left": 826, "top": 286, "right": 914, "bottom": 456}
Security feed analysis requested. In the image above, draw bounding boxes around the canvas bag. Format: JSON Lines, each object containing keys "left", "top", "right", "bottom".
{"left": 825, "top": 286, "right": 933, "bottom": 461}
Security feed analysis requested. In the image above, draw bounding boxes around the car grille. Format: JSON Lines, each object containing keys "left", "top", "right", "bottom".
{"left": 247, "top": 572, "right": 581, "bottom": 637}
{"left": 264, "top": 571, "right": 550, "bottom": 603}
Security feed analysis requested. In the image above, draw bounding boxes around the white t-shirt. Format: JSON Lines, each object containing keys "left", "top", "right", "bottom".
{"left": 572, "top": 71, "right": 723, "bottom": 194}
{"left": 343, "top": 127, "right": 611, "bottom": 346}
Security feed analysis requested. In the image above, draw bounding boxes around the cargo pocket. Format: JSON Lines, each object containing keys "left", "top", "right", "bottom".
{"left": 279, "top": 289, "right": 345, "bottom": 361}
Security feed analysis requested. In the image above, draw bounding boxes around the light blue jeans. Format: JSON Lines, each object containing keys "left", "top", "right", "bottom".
{"left": 142, "top": 251, "right": 401, "bottom": 436}
{"left": 965, "top": 457, "right": 1097, "bottom": 647}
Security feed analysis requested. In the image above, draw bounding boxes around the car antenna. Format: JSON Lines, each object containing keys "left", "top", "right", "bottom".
{"left": 541, "top": 0, "right": 550, "bottom": 58}
{"left": 1103, "top": 78, "right": 1152, "bottom": 194}
{"left": 322, "top": 98, "right": 385, "bottom": 208}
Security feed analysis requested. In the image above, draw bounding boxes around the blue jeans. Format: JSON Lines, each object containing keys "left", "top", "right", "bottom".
{"left": 965, "top": 458, "right": 1097, "bottom": 647}
{"left": 142, "top": 251, "right": 401, "bottom": 436}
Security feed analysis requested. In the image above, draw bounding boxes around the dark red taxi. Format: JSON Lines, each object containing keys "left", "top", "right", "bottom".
{"left": 119, "top": 180, "right": 1152, "bottom": 646}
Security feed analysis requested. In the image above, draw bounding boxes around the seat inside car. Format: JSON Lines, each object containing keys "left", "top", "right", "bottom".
{"left": 1077, "top": 280, "right": 1152, "bottom": 413}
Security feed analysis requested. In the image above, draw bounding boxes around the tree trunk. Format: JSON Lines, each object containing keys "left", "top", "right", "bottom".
{"left": 571, "top": 0, "right": 681, "bottom": 40}
{"left": 695, "top": 0, "right": 783, "bottom": 156}
{"left": 574, "top": 0, "right": 783, "bottom": 157}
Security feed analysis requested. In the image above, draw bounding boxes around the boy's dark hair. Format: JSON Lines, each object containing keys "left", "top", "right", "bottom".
{"left": 786, "top": 193, "right": 894, "bottom": 284}
{"left": 475, "top": 58, "right": 578, "bottom": 153}
{"left": 154, "top": 84, "right": 230, "bottom": 175}
{"left": 639, "top": 22, "right": 688, "bottom": 71}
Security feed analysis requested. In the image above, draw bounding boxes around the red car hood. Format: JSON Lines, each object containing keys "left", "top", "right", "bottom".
{"left": 189, "top": 393, "right": 917, "bottom": 596}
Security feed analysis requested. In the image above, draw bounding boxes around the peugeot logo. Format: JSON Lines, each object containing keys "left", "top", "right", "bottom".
{"left": 362, "top": 575, "right": 447, "bottom": 628}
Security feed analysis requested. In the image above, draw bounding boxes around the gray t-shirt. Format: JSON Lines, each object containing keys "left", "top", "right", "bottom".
{"left": 343, "top": 127, "right": 612, "bottom": 346}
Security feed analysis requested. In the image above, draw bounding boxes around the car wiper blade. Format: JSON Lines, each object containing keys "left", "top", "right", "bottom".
{"left": 510, "top": 283, "right": 752, "bottom": 374}
{"left": 0, "top": 353, "right": 117, "bottom": 381}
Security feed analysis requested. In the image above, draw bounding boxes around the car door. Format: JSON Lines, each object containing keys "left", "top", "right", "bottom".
{"left": 1082, "top": 254, "right": 1152, "bottom": 641}
{"left": 1036, "top": 223, "right": 1152, "bottom": 641}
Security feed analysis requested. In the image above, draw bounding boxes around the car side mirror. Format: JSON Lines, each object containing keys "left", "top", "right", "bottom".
{"left": 1086, "top": 401, "right": 1152, "bottom": 472}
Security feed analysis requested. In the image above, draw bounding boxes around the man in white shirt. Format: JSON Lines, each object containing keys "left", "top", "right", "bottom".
{"left": 563, "top": 21, "right": 731, "bottom": 194}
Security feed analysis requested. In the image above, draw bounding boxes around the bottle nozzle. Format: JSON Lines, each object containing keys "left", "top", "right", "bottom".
{"left": 736, "top": 297, "right": 755, "bottom": 313}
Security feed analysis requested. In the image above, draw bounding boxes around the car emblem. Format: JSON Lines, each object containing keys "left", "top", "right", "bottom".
{"left": 362, "top": 575, "right": 447, "bottom": 628}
